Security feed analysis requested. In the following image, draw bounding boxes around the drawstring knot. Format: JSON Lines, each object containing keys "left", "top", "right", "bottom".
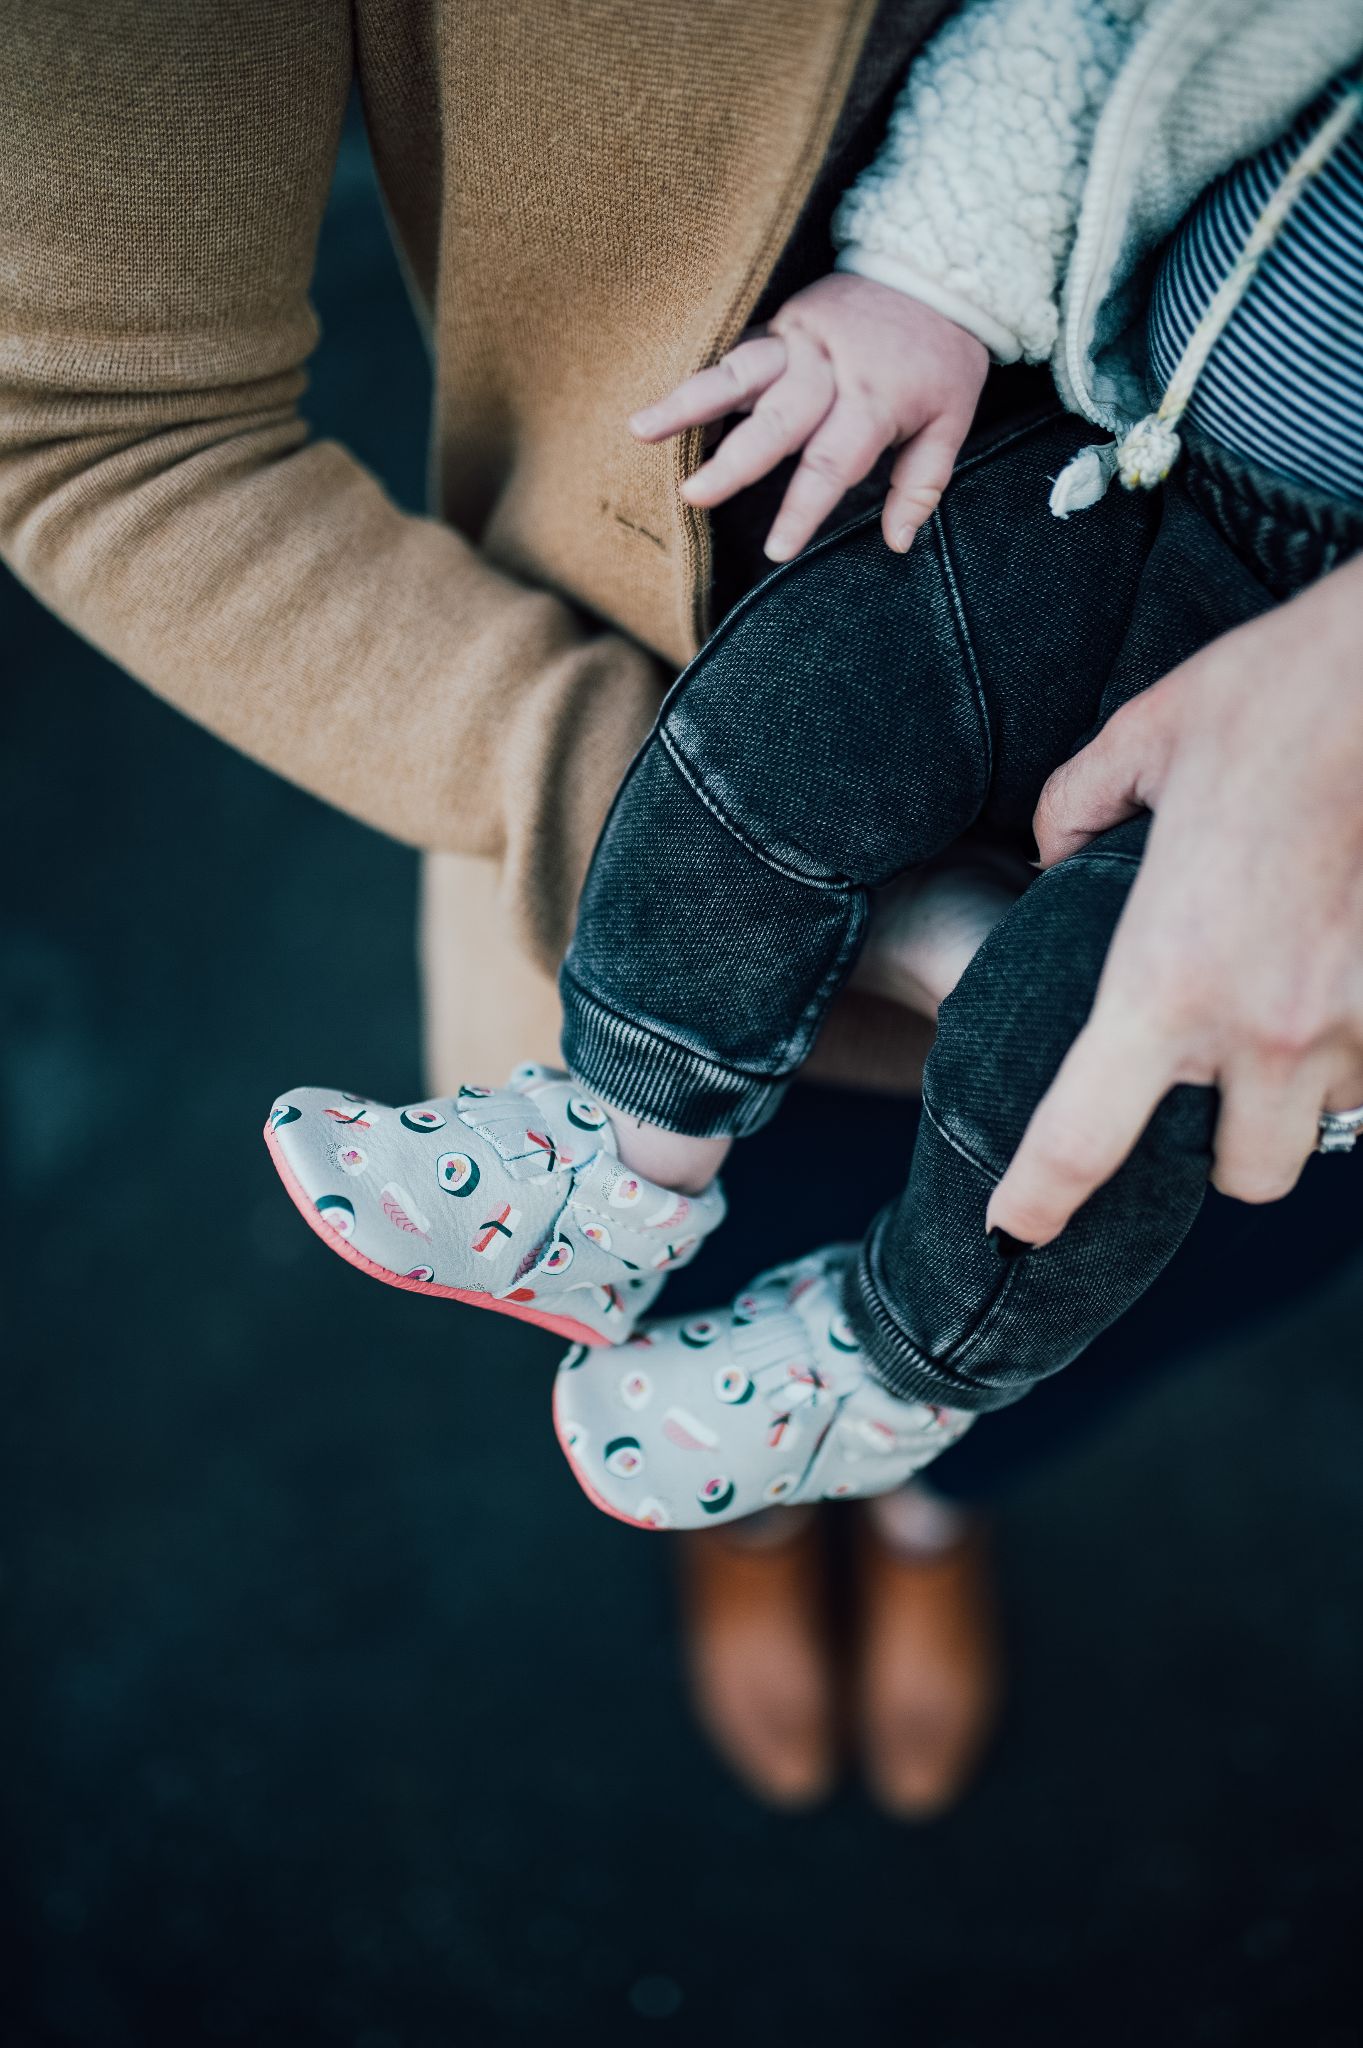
{"left": 1049, "top": 78, "right": 1362, "bottom": 519}
{"left": 1115, "top": 412, "right": 1182, "bottom": 490}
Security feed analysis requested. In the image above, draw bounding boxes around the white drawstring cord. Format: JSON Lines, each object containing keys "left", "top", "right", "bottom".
{"left": 1050, "top": 80, "right": 1363, "bottom": 518}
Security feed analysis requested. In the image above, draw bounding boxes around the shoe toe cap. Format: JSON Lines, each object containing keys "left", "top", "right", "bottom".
{"left": 553, "top": 1326, "right": 785, "bottom": 1531}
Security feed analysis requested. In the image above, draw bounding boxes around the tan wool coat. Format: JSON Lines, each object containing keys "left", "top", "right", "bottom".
{"left": 0, "top": 0, "right": 943, "bottom": 1093}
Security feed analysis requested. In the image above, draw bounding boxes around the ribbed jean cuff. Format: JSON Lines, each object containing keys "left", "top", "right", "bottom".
{"left": 559, "top": 968, "right": 790, "bottom": 1140}
{"left": 847, "top": 1224, "right": 1029, "bottom": 1415}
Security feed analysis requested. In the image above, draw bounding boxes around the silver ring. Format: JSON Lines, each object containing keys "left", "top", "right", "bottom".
{"left": 1317, "top": 1102, "right": 1363, "bottom": 1155}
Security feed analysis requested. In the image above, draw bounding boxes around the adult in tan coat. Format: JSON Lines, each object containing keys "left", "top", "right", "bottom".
{"left": 1, "top": 0, "right": 988, "bottom": 1812}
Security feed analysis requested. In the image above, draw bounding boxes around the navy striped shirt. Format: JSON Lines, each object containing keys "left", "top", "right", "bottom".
{"left": 1148, "top": 73, "right": 1363, "bottom": 505}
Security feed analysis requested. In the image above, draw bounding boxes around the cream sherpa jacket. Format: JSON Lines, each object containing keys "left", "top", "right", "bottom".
{"left": 834, "top": 0, "right": 1363, "bottom": 511}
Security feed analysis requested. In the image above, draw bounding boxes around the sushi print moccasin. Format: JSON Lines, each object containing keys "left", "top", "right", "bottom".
{"left": 264, "top": 1064, "right": 725, "bottom": 1347}
{"left": 553, "top": 1246, "right": 974, "bottom": 1529}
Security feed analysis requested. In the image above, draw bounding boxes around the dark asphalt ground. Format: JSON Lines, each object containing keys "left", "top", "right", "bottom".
{"left": 3, "top": 111, "right": 1361, "bottom": 2048}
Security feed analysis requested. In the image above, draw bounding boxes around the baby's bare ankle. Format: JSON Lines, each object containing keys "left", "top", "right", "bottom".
{"left": 605, "top": 1106, "right": 731, "bottom": 1194}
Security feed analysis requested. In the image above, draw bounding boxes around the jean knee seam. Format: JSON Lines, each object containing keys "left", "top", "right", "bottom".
{"left": 920, "top": 1090, "right": 1001, "bottom": 1182}
{"left": 665, "top": 408, "right": 1068, "bottom": 682}
{"left": 794, "top": 897, "right": 872, "bottom": 1048}
{"left": 655, "top": 424, "right": 1076, "bottom": 892}
{"left": 656, "top": 725, "right": 860, "bottom": 894}
{"left": 932, "top": 517, "right": 993, "bottom": 791}
{"left": 653, "top": 725, "right": 873, "bottom": 1060}
{"left": 571, "top": 748, "right": 870, "bottom": 1075}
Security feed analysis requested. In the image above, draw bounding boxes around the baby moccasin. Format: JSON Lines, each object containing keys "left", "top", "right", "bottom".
{"left": 264, "top": 1064, "right": 725, "bottom": 1347}
{"left": 554, "top": 1246, "right": 973, "bottom": 1526}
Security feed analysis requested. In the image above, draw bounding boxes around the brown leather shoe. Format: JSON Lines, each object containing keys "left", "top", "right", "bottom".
{"left": 676, "top": 1513, "right": 839, "bottom": 1808}
{"left": 855, "top": 1512, "right": 1002, "bottom": 1820}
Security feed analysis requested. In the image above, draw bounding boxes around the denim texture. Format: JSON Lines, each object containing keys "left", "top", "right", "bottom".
{"left": 560, "top": 410, "right": 1363, "bottom": 1412}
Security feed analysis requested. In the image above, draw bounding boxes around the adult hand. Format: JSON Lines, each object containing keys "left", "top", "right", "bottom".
{"left": 629, "top": 271, "right": 988, "bottom": 562}
{"left": 987, "top": 553, "right": 1363, "bottom": 1247}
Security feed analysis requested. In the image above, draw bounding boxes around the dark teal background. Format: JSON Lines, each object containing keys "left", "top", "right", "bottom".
{"left": 3, "top": 105, "right": 1361, "bottom": 2048}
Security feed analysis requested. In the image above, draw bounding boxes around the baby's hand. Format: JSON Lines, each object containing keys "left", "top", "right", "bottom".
{"left": 630, "top": 272, "right": 989, "bottom": 562}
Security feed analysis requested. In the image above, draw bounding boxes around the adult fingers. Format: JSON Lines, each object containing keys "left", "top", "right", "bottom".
{"left": 628, "top": 334, "right": 787, "bottom": 441}
{"left": 1323, "top": 1060, "right": 1363, "bottom": 1112}
{"left": 1210, "top": 1054, "right": 1332, "bottom": 1204}
{"left": 763, "top": 394, "right": 896, "bottom": 561}
{"left": 679, "top": 330, "right": 835, "bottom": 510}
{"left": 1032, "top": 692, "right": 1173, "bottom": 868}
{"left": 881, "top": 421, "right": 967, "bottom": 552}
{"left": 986, "top": 1006, "right": 1176, "bottom": 1245}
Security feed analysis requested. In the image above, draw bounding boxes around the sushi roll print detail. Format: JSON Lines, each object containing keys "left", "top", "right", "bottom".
{"left": 262, "top": 1071, "right": 725, "bottom": 1349}
{"left": 552, "top": 1246, "right": 976, "bottom": 1530}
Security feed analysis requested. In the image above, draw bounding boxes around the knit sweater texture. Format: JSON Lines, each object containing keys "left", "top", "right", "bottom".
{"left": 0, "top": 0, "right": 952, "bottom": 1091}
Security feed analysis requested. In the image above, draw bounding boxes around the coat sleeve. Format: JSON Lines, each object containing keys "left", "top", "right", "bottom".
{"left": 0, "top": 1, "right": 662, "bottom": 972}
{"left": 831, "top": 0, "right": 1142, "bottom": 364}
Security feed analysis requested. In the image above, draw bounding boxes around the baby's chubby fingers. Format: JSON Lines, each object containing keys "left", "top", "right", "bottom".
{"left": 629, "top": 334, "right": 786, "bottom": 443}
{"left": 764, "top": 396, "right": 895, "bottom": 562}
{"left": 679, "top": 327, "right": 837, "bottom": 510}
{"left": 882, "top": 419, "right": 970, "bottom": 553}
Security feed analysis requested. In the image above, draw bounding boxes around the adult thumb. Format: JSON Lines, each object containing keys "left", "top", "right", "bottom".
{"left": 1032, "top": 690, "right": 1171, "bottom": 868}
